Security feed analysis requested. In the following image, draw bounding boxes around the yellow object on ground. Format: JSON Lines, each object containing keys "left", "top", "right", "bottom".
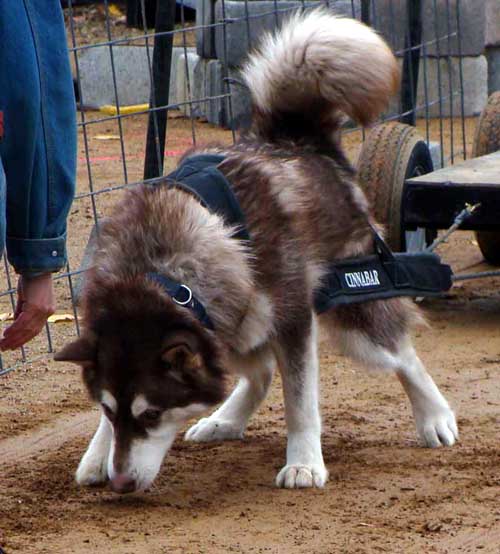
{"left": 108, "top": 4, "right": 124, "bottom": 18}
{"left": 0, "top": 313, "right": 76, "bottom": 323}
{"left": 99, "top": 104, "right": 149, "bottom": 116}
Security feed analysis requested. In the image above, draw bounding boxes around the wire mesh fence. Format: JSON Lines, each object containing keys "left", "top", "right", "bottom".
{"left": 0, "top": 0, "right": 476, "bottom": 375}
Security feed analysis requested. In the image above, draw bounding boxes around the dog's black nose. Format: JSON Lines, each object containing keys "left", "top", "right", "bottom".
{"left": 110, "top": 474, "right": 136, "bottom": 494}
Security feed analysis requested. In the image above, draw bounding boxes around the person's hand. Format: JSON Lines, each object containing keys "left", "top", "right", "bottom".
{"left": 0, "top": 273, "right": 55, "bottom": 351}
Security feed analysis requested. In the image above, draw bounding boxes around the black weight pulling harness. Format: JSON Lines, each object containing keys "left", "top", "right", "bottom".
{"left": 148, "top": 154, "right": 453, "bottom": 327}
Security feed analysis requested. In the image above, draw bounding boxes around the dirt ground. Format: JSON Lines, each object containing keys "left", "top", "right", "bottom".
{"left": 0, "top": 111, "right": 499, "bottom": 553}
{"left": 0, "top": 242, "right": 499, "bottom": 554}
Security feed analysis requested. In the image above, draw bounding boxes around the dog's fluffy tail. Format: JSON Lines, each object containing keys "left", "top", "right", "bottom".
{"left": 241, "top": 9, "right": 399, "bottom": 143}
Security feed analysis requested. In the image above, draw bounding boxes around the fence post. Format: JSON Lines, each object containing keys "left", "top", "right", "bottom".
{"left": 361, "top": 0, "right": 370, "bottom": 26}
{"left": 126, "top": 0, "right": 157, "bottom": 29}
{"left": 144, "top": 0, "right": 176, "bottom": 179}
{"left": 400, "top": 0, "right": 422, "bottom": 126}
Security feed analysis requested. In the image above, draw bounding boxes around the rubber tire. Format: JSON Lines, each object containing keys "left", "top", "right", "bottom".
{"left": 472, "top": 91, "right": 500, "bottom": 266}
{"left": 357, "top": 122, "right": 434, "bottom": 252}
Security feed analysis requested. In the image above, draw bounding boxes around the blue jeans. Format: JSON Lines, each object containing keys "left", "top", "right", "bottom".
{"left": 0, "top": 0, "right": 76, "bottom": 275}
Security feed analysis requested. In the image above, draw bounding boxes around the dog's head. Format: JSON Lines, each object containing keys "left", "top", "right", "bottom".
{"left": 55, "top": 274, "right": 226, "bottom": 493}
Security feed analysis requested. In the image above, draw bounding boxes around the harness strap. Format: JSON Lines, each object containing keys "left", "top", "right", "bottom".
{"left": 314, "top": 231, "right": 453, "bottom": 312}
{"left": 166, "top": 154, "right": 250, "bottom": 242}
{"left": 146, "top": 272, "right": 215, "bottom": 330}
{"left": 145, "top": 154, "right": 251, "bottom": 330}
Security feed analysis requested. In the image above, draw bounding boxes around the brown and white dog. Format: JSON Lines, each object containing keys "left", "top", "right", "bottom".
{"left": 55, "top": 9, "right": 458, "bottom": 493}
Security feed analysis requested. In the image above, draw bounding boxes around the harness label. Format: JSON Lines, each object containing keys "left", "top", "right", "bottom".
{"left": 344, "top": 269, "right": 381, "bottom": 289}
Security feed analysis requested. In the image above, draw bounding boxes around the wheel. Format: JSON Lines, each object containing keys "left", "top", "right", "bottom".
{"left": 475, "top": 231, "right": 500, "bottom": 265}
{"left": 472, "top": 91, "right": 500, "bottom": 157}
{"left": 357, "top": 122, "right": 435, "bottom": 251}
{"left": 472, "top": 91, "right": 500, "bottom": 265}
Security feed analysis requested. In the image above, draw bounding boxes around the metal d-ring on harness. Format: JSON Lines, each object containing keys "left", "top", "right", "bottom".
{"left": 146, "top": 272, "right": 214, "bottom": 330}
{"left": 172, "top": 284, "right": 193, "bottom": 306}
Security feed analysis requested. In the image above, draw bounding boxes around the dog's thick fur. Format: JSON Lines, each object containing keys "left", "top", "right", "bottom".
{"left": 56, "top": 9, "right": 458, "bottom": 493}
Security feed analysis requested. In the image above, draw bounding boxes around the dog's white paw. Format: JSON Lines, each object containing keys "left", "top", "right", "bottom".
{"left": 276, "top": 464, "right": 328, "bottom": 489}
{"left": 415, "top": 405, "right": 458, "bottom": 448}
{"left": 184, "top": 417, "right": 245, "bottom": 442}
{"left": 75, "top": 453, "right": 109, "bottom": 486}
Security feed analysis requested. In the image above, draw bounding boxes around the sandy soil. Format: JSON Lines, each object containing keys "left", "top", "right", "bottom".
{"left": 0, "top": 273, "right": 499, "bottom": 554}
{"left": 0, "top": 112, "right": 499, "bottom": 553}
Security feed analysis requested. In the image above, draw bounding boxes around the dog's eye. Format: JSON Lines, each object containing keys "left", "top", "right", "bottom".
{"left": 101, "top": 403, "right": 114, "bottom": 421}
{"left": 141, "top": 409, "right": 161, "bottom": 424}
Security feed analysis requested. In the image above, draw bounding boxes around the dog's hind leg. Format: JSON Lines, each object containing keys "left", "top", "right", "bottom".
{"left": 325, "top": 299, "right": 458, "bottom": 448}
{"left": 76, "top": 413, "right": 112, "bottom": 486}
{"left": 394, "top": 340, "right": 458, "bottom": 447}
{"left": 185, "top": 345, "right": 275, "bottom": 442}
{"left": 274, "top": 314, "right": 328, "bottom": 489}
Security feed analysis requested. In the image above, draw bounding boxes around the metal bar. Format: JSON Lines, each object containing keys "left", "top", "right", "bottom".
{"left": 65, "top": 260, "right": 81, "bottom": 337}
{"left": 144, "top": 0, "right": 176, "bottom": 179}
{"left": 361, "top": 0, "right": 370, "bottom": 25}
{"left": 0, "top": 353, "right": 52, "bottom": 378}
{"left": 456, "top": 0, "right": 467, "bottom": 160}
{"left": 140, "top": 0, "right": 163, "bottom": 172}
{"left": 220, "top": 0, "right": 236, "bottom": 138}
{"left": 433, "top": 0, "right": 445, "bottom": 167}
{"left": 387, "top": 0, "right": 399, "bottom": 116}
{"left": 67, "top": 0, "right": 100, "bottom": 237}
{"left": 453, "top": 270, "right": 500, "bottom": 282}
{"left": 2, "top": 255, "right": 25, "bottom": 362}
{"left": 426, "top": 204, "right": 480, "bottom": 252}
{"left": 103, "top": 0, "right": 129, "bottom": 185}
{"left": 400, "top": 0, "right": 421, "bottom": 126}
{"left": 445, "top": 0, "right": 455, "bottom": 163}
{"left": 272, "top": 0, "right": 279, "bottom": 26}
{"left": 421, "top": 31, "right": 431, "bottom": 145}
{"left": 243, "top": 0, "right": 253, "bottom": 59}
{"left": 179, "top": 0, "right": 197, "bottom": 146}
{"left": 127, "top": 0, "right": 157, "bottom": 29}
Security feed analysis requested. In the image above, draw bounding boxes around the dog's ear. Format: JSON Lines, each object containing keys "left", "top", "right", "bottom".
{"left": 162, "top": 330, "right": 221, "bottom": 388}
{"left": 162, "top": 331, "right": 203, "bottom": 375}
{"left": 54, "top": 335, "right": 96, "bottom": 368}
{"left": 162, "top": 331, "right": 225, "bottom": 404}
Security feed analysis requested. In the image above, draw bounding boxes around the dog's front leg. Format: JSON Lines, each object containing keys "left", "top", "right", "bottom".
{"left": 274, "top": 315, "right": 328, "bottom": 489}
{"left": 185, "top": 345, "right": 275, "bottom": 442}
{"left": 76, "top": 413, "right": 112, "bottom": 486}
